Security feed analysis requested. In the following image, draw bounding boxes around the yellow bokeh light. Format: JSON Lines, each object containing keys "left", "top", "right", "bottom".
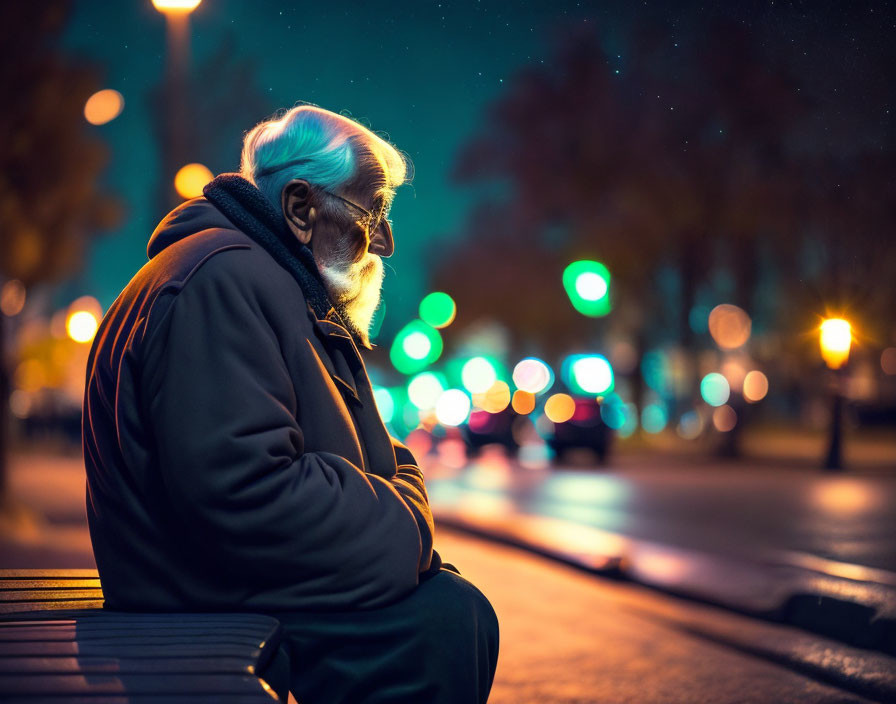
{"left": 708, "top": 304, "right": 752, "bottom": 350}
{"left": 152, "top": 0, "right": 202, "bottom": 12}
{"left": 473, "top": 380, "right": 511, "bottom": 414}
{"left": 511, "top": 389, "right": 536, "bottom": 415}
{"left": 742, "top": 370, "right": 769, "bottom": 402}
{"left": 174, "top": 163, "right": 214, "bottom": 199}
{"left": 67, "top": 311, "right": 99, "bottom": 343}
{"left": 544, "top": 393, "right": 575, "bottom": 423}
{"left": 820, "top": 318, "right": 852, "bottom": 369}
{"left": 84, "top": 89, "right": 124, "bottom": 126}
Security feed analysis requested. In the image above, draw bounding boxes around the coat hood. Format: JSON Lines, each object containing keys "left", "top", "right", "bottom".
{"left": 147, "top": 197, "right": 235, "bottom": 260}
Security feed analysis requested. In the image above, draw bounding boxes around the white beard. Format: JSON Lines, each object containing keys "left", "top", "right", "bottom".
{"left": 316, "top": 251, "right": 385, "bottom": 344}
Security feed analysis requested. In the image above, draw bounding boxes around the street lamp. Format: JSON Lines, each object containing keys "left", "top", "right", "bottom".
{"left": 820, "top": 318, "right": 851, "bottom": 369}
{"left": 152, "top": 0, "right": 202, "bottom": 210}
{"left": 152, "top": 0, "right": 202, "bottom": 11}
{"left": 820, "top": 317, "right": 852, "bottom": 471}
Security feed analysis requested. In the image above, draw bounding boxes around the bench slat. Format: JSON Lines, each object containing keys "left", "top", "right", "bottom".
{"left": 0, "top": 612, "right": 280, "bottom": 625}
{"left": 0, "top": 623, "right": 272, "bottom": 643}
{"left": 0, "top": 600, "right": 106, "bottom": 614}
{"left": 0, "top": 570, "right": 100, "bottom": 579}
{"left": 0, "top": 673, "right": 272, "bottom": 696}
{"left": 2, "top": 590, "right": 105, "bottom": 602}
{"left": 2, "top": 695, "right": 274, "bottom": 704}
{"left": 0, "top": 580, "right": 103, "bottom": 591}
{"left": 0, "top": 655, "right": 256, "bottom": 674}
{"left": 0, "top": 642, "right": 264, "bottom": 657}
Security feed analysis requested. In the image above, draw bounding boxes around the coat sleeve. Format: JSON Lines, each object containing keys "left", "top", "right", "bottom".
{"left": 140, "top": 252, "right": 424, "bottom": 608}
{"left": 389, "top": 436, "right": 444, "bottom": 575}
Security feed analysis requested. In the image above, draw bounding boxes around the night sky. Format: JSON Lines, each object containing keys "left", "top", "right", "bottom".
{"left": 60, "top": 0, "right": 893, "bottom": 334}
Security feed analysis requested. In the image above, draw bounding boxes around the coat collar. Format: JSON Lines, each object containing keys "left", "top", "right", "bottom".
{"left": 203, "top": 173, "right": 374, "bottom": 351}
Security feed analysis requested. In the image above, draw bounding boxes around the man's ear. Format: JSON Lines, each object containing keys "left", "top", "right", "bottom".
{"left": 281, "top": 179, "right": 315, "bottom": 245}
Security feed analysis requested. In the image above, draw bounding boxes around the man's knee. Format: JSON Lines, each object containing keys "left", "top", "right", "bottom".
{"left": 412, "top": 569, "right": 499, "bottom": 647}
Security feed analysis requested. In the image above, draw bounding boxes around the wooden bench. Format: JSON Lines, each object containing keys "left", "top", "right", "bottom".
{"left": 0, "top": 569, "right": 291, "bottom": 702}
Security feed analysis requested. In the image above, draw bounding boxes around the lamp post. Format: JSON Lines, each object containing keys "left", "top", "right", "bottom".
{"left": 152, "top": 0, "right": 202, "bottom": 209}
{"left": 819, "top": 318, "right": 852, "bottom": 471}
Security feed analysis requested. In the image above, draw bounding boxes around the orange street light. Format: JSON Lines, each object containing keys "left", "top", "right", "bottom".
{"left": 820, "top": 318, "right": 852, "bottom": 370}
{"left": 819, "top": 317, "right": 852, "bottom": 472}
{"left": 152, "top": 0, "right": 202, "bottom": 13}
{"left": 66, "top": 310, "right": 99, "bottom": 343}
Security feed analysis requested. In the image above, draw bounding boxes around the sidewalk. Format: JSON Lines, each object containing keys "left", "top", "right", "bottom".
{"left": 435, "top": 524, "right": 894, "bottom": 703}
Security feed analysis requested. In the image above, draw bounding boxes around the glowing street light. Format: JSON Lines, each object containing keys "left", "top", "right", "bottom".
{"left": 820, "top": 318, "right": 852, "bottom": 370}
{"left": 153, "top": 0, "right": 201, "bottom": 209}
{"left": 819, "top": 317, "right": 853, "bottom": 472}
{"left": 67, "top": 310, "right": 99, "bottom": 343}
{"left": 152, "top": 0, "right": 202, "bottom": 12}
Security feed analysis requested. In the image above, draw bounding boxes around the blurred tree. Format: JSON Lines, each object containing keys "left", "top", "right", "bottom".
{"left": 437, "top": 19, "right": 811, "bottom": 452}
{"left": 0, "top": 1, "right": 121, "bottom": 502}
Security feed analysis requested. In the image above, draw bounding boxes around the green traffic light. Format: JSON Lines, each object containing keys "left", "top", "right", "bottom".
{"left": 563, "top": 260, "right": 611, "bottom": 317}
{"left": 390, "top": 319, "right": 444, "bottom": 375}
{"left": 419, "top": 292, "right": 456, "bottom": 328}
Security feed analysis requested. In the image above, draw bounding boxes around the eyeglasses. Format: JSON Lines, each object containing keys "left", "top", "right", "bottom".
{"left": 254, "top": 157, "right": 394, "bottom": 255}
{"left": 318, "top": 188, "right": 393, "bottom": 256}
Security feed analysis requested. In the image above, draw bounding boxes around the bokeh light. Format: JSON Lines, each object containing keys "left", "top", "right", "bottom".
{"left": 0, "top": 279, "right": 26, "bottom": 316}
{"left": 575, "top": 271, "right": 608, "bottom": 301}
{"left": 641, "top": 350, "right": 673, "bottom": 395}
{"left": 598, "top": 393, "right": 627, "bottom": 430}
{"left": 435, "top": 389, "right": 472, "bottom": 426}
{"left": 474, "top": 380, "right": 511, "bottom": 413}
{"left": 174, "top": 163, "right": 214, "bottom": 199}
{"left": 563, "top": 260, "right": 611, "bottom": 317}
{"left": 390, "top": 319, "right": 443, "bottom": 374}
{"left": 712, "top": 405, "right": 737, "bottom": 432}
{"left": 742, "top": 370, "right": 769, "bottom": 402}
{"left": 563, "top": 354, "right": 614, "bottom": 395}
{"left": 544, "top": 393, "right": 576, "bottom": 423}
{"left": 66, "top": 311, "right": 99, "bottom": 343}
{"left": 84, "top": 89, "right": 124, "bottom": 125}
{"left": 641, "top": 403, "right": 668, "bottom": 433}
{"left": 512, "top": 357, "right": 554, "bottom": 394}
{"left": 570, "top": 355, "right": 614, "bottom": 395}
{"left": 511, "top": 389, "right": 536, "bottom": 414}
{"left": 882, "top": 348, "right": 896, "bottom": 375}
{"left": 419, "top": 292, "right": 456, "bottom": 328}
{"left": 708, "top": 304, "right": 752, "bottom": 349}
{"left": 677, "top": 410, "right": 704, "bottom": 439}
{"left": 407, "top": 372, "right": 445, "bottom": 410}
{"left": 372, "top": 386, "right": 395, "bottom": 423}
{"left": 462, "top": 356, "right": 498, "bottom": 394}
{"left": 721, "top": 359, "right": 746, "bottom": 392}
{"left": 700, "top": 372, "right": 731, "bottom": 407}
{"left": 819, "top": 318, "right": 852, "bottom": 369}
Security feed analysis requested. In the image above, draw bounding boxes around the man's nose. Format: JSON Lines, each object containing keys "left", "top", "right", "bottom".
{"left": 369, "top": 222, "right": 394, "bottom": 257}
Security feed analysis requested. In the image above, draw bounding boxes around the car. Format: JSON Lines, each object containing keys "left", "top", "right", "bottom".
{"left": 545, "top": 397, "right": 612, "bottom": 465}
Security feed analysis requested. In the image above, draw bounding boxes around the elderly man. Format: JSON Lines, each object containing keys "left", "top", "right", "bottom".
{"left": 82, "top": 104, "right": 499, "bottom": 703}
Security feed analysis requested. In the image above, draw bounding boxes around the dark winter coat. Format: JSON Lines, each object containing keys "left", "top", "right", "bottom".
{"left": 82, "top": 173, "right": 441, "bottom": 613}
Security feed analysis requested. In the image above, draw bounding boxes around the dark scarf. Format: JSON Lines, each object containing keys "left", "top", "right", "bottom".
{"left": 202, "top": 173, "right": 371, "bottom": 350}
